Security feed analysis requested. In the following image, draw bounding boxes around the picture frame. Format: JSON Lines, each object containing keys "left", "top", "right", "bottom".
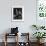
{"left": 37, "top": 0, "right": 46, "bottom": 20}
{"left": 36, "top": 0, "right": 46, "bottom": 26}
{"left": 11, "top": 6, "right": 24, "bottom": 21}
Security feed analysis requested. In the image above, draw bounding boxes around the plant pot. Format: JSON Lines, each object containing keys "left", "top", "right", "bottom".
{"left": 37, "top": 39, "right": 40, "bottom": 43}
{"left": 37, "top": 39, "right": 45, "bottom": 44}
{"left": 40, "top": 38, "right": 45, "bottom": 43}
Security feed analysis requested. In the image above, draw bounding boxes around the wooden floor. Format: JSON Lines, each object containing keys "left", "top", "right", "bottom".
{"left": 0, "top": 42, "right": 46, "bottom": 46}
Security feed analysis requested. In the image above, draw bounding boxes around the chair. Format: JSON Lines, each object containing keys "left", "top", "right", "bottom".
{"left": 4, "top": 27, "right": 19, "bottom": 46}
{"left": 18, "top": 33, "right": 30, "bottom": 46}
{"left": 4, "top": 33, "right": 18, "bottom": 46}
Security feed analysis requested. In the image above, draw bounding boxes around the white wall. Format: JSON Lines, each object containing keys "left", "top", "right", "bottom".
{"left": 0, "top": 0, "right": 36, "bottom": 42}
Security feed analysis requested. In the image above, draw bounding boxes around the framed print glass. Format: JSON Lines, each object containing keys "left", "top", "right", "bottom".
{"left": 37, "top": 0, "right": 46, "bottom": 19}
{"left": 36, "top": 0, "right": 46, "bottom": 26}
{"left": 12, "top": 6, "right": 24, "bottom": 21}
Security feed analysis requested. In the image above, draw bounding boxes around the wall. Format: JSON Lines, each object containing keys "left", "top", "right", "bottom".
{"left": 0, "top": 0, "right": 36, "bottom": 42}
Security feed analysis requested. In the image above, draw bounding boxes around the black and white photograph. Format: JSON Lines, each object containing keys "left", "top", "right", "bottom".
{"left": 12, "top": 6, "right": 24, "bottom": 21}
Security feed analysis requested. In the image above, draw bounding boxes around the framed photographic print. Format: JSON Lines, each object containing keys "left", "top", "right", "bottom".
{"left": 12, "top": 6, "right": 24, "bottom": 21}
{"left": 37, "top": 0, "right": 46, "bottom": 20}
{"left": 36, "top": 0, "right": 46, "bottom": 26}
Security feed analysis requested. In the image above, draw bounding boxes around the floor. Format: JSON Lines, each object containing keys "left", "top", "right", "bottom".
{"left": 0, "top": 42, "right": 46, "bottom": 46}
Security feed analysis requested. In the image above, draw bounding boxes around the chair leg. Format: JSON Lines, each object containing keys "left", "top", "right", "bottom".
{"left": 4, "top": 33, "right": 7, "bottom": 46}
{"left": 4, "top": 41, "right": 7, "bottom": 46}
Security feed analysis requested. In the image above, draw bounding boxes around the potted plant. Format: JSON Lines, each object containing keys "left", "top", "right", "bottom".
{"left": 33, "top": 32, "right": 46, "bottom": 43}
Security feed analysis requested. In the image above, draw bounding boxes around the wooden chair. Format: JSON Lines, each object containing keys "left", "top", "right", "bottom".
{"left": 4, "top": 33, "right": 18, "bottom": 46}
{"left": 18, "top": 33, "right": 30, "bottom": 46}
